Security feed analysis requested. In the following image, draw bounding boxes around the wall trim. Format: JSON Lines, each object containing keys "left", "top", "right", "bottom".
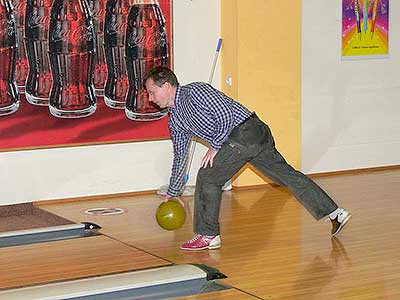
{"left": 232, "top": 165, "right": 400, "bottom": 190}
{"left": 34, "top": 165, "right": 399, "bottom": 206}
{"left": 307, "top": 165, "right": 400, "bottom": 178}
{"left": 34, "top": 190, "right": 159, "bottom": 206}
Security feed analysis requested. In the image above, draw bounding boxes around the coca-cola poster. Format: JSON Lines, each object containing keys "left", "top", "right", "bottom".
{"left": 0, "top": 0, "right": 173, "bottom": 152}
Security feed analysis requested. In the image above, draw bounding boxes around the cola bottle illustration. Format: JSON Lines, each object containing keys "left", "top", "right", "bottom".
{"left": 0, "top": 0, "right": 19, "bottom": 116}
{"left": 103, "top": 0, "right": 132, "bottom": 109}
{"left": 48, "top": 0, "right": 97, "bottom": 118}
{"left": 88, "top": 0, "right": 107, "bottom": 96}
{"left": 25, "top": 0, "right": 53, "bottom": 106}
{"left": 12, "top": 0, "right": 28, "bottom": 94}
{"left": 125, "top": 0, "right": 169, "bottom": 121}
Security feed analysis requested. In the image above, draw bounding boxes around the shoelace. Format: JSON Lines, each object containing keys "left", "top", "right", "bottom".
{"left": 326, "top": 208, "right": 345, "bottom": 222}
{"left": 186, "top": 234, "right": 215, "bottom": 243}
{"left": 187, "top": 235, "right": 202, "bottom": 243}
{"left": 327, "top": 211, "right": 347, "bottom": 223}
{"left": 326, "top": 214, "right": 339, "bottom": 222}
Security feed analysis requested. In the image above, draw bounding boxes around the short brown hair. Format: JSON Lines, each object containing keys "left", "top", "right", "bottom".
{"left": 144, "top": 66, "right": 179, "bottom": 87}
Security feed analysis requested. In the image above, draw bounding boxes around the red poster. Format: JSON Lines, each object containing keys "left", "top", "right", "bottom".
{"left": 0, "top": 0, "right": 173, "bottom": 151}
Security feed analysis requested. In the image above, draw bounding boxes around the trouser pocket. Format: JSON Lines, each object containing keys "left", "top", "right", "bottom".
{"left": 230, "top": 115, "right": 272, "bottom": 147}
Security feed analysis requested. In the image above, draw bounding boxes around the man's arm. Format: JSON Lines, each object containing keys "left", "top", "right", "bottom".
{"left": 167, "top": 129, "right": 192, "bottom": 197}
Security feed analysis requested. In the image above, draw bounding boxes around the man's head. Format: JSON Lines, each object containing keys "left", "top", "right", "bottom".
{"left": 144, "top": 66, "right": 178, "bottom": 108}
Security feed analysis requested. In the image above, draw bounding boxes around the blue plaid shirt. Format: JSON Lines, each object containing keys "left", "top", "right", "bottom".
{"left": 167, "top": 82, "right": 252, "bottom": 196}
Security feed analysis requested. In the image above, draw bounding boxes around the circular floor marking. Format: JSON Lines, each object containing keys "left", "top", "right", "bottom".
{"left": 83, "top": 207, "right": 126, "bottom": 216}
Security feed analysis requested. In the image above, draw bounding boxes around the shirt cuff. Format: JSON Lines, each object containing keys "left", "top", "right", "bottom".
{"left": 167, "top": 187, "right": 182, "bottom": 197}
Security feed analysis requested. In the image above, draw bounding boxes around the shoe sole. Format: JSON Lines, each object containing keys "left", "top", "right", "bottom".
{"left": 209, "top": 244, "right": 221, "bottom": 250}
{"left": 332, "top": 213, "right": 352, "bottom": 236}
{"left": 180, "top": 244, "right": 221, "bottom": 251}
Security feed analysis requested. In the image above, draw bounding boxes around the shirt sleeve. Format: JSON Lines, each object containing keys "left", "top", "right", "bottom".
{"left": 191, "top": 83, "right": 235, "bottom": 150}
{"left": 167, "top": 128, "right": 192, "bottom": 197}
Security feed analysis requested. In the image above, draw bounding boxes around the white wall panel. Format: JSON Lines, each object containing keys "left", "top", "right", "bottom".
{"left": 0, "top": 0, "right": 220, "bottom": 205}
{"left": 302, "top": 0, "right": 400, "bottom": 173}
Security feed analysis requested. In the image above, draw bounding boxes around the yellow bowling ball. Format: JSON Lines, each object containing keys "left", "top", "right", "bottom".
{"left": 156, "top": 200, "right": 186, "bottom": 231}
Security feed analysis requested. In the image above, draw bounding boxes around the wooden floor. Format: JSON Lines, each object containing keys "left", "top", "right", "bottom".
{"left": 1, "top": 169, "right": 399, "bottom": 300}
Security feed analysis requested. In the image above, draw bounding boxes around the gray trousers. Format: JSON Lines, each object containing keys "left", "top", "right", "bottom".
{"left": 194, "top": 114, "right": 338, "bottom": 236}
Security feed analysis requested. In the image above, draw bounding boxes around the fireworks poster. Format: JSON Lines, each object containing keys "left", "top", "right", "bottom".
{"left": 342, "top": 0, "right": 389, "bottom": 59}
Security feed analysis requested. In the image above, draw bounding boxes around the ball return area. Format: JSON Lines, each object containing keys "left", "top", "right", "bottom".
{"left": 0, "top": 222, "right": 101, "bottom": 248}
{"left": 0, "top": 264, "right": 230, "bottom": 300}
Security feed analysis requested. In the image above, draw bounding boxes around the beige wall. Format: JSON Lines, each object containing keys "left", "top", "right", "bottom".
{"left": 221, "top": 0, "right": 302, "bottom": 187}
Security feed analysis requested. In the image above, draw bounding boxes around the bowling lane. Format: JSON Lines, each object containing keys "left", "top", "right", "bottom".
{"left": 0, "top": 235, "right": 170, "bottom": 290}
{"left": 37, "top": 194, "right": 194, "bottom": 255}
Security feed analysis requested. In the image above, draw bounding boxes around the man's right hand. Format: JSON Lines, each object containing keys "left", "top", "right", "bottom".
{"left": 164, "top": 195, "right": 185, "bottom": 207}
{"left": 201, "top": 147, "right": 218, "bottom": 168}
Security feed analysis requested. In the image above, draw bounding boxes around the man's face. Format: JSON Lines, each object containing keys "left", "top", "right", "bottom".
{"left": 145, "top": 78, "right": 173, "bottom": 108}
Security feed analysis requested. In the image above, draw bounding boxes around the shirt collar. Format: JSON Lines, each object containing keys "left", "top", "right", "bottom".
{"left": 168, "top": 84, "right": 181, "bottom": 113}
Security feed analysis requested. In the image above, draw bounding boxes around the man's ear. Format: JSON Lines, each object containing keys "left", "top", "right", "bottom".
{"left": 163, "top": 82, "right": 172, "bottom": 90}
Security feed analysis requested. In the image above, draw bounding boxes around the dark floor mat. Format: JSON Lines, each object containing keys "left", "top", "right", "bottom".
{"left": 0, "top": 203, "right": 74, "bottom": 233}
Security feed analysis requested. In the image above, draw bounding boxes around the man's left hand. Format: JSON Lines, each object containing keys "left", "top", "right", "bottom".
{"left": 201, "top": 148, "right": 218, "bottom": 168}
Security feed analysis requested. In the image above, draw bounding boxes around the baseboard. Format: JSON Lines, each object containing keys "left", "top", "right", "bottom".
{"left": 231, "top": 183, "right": 278, "bottom": 190}
{"left": 232, "top": 164, "right": 400, "bottom": 190}
{"left": 34, "top": 165, "right": 399, "bottom": 205}
{"left": 307, "top": 164, "right": 400, "bottom": 178}
{"left": 34, "top": 190, "right": 158, "bottom": 206}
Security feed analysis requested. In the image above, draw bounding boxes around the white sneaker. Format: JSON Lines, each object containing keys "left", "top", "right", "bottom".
{"left": 330, "top": 208, "right": 352, "bottom": 236}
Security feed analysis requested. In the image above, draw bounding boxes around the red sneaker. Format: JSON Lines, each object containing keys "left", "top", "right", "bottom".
{"left": 180, "top": 234, "right": 221, "bottom": 251}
